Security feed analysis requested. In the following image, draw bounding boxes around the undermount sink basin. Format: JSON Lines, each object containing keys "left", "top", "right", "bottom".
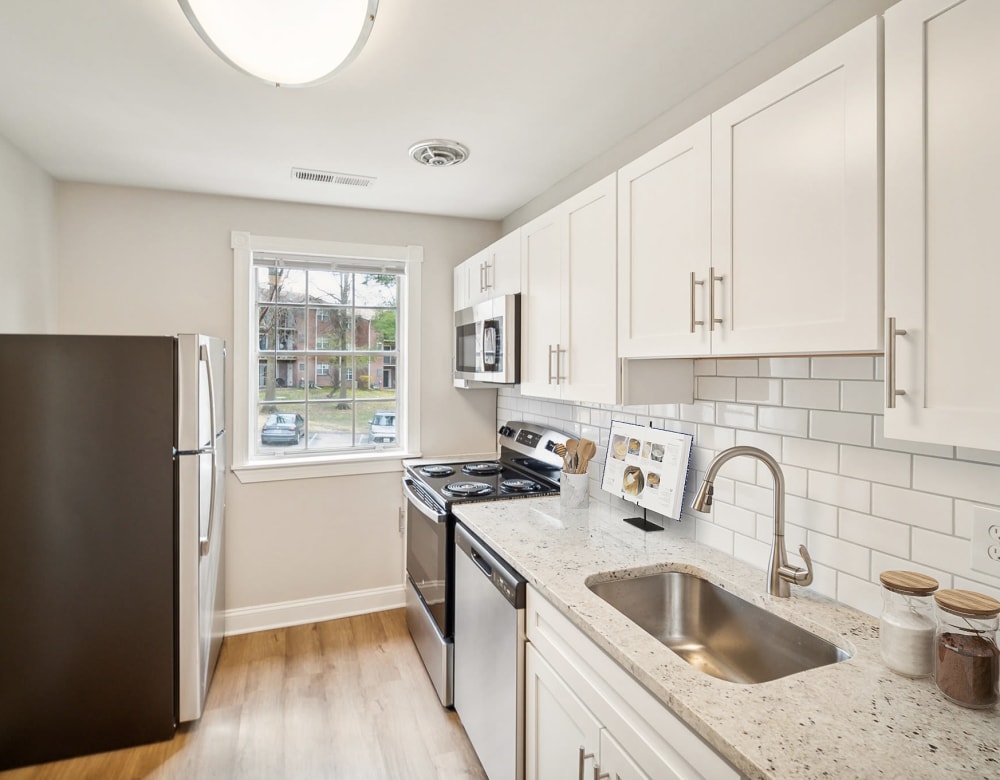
{"left": 587, "top": 570, "right": 850, "bottom": 684}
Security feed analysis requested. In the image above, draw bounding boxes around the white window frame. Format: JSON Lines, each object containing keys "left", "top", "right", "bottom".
{"left": 231, "top": 231, "right": 422, "bottom": 483}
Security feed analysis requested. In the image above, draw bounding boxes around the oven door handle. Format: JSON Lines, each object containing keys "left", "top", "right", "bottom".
{"left": 403, "top": 478, "right": 449, "bottom": 523}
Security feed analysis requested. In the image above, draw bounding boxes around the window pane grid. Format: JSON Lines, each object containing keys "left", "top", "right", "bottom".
{"left": 253, "top": 261, "right": 399, "bottom": 456}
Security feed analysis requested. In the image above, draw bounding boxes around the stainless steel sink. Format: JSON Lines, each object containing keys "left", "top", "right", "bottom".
{"left": 587, "top": 570, "right": 850, "bottom": 684}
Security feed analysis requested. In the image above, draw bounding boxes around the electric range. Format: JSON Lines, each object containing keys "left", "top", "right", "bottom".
{"left": 402, "top": 421, "right": 571, "bottom": 707}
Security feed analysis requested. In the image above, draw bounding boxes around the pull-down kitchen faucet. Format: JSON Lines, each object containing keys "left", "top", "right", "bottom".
{"left": 692, "top": 446, "right": 813, "bottom": 598}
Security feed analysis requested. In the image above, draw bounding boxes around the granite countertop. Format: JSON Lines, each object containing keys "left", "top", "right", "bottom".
{"left": 453, "top": 497, "right": 1000, "bottom": 779}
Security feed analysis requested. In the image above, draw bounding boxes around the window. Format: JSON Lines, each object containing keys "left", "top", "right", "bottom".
{"left": 231, "top": 232, "right": 422, "bottom": 482}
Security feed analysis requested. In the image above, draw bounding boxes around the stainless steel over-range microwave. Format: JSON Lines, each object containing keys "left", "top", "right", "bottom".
{"left": 454, "top": 294, "right": 520, "bottom": 386}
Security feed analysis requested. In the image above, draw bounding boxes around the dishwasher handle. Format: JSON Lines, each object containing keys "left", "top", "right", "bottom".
{"left": 455, "top": 522, "right": 525, "bottom": 609}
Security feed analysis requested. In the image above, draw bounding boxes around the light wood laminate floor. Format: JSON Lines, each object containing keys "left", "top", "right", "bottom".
{"left": 2, "top": 609, "right": 487, "bottom": 780}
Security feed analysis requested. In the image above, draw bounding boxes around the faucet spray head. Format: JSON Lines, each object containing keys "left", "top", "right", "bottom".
{"left": 692, "top": 480, "right": 714, "bottom": 512}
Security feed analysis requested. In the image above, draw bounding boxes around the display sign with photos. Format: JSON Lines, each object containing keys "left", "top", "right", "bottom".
{"left": 601, "top": 420, "right": 693, "bottom": 520}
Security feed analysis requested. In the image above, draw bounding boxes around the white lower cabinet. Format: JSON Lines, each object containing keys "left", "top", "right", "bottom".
{"left": 524, "top": 587, "right": 740, "bottom": 780}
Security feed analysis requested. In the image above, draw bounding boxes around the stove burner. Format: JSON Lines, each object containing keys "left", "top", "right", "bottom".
{"left": 420, "top": 465, "right": 455, "bottom": 478}
{"left": 443, "top": 480, "right": 495, "bottom": 497}
{"left": 462, "top": 461, "right": 503, "bottom": 476}
{"left": 500, "top": 478, "right": 542, "bottom": 494}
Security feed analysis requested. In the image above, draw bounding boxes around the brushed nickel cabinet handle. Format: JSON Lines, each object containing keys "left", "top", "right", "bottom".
{"left": 548, "top": 344, "right": 556, "bottom": 384}
{"left": 886, "top": 316, "right": 907, "bottom": 409}
{"left": 690, "top": 271, "right": 705, "bottom": 333}
{"left": 709, "top": 266, "right": 724, "bottom": 331}
{"left": 578, "top": 747, "right": 595, "bottom": 780}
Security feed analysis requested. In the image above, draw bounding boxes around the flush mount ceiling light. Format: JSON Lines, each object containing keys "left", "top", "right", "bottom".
{"left": 178, "top": 0, "right": 378, "bottom": 87}
{"left": 409, "top": 140, "right": 470, "bottom": 167}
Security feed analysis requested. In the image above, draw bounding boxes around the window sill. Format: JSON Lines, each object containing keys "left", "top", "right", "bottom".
{"left": 232, "top": 450, "right": 420, "bottom": 484}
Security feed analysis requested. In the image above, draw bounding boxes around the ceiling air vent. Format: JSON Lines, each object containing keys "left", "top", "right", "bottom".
{"left": 291, "top": 168, "right": 376, "bottom": 187}
{"left": 409, "top": 139, "right": 469, "bottom": 167}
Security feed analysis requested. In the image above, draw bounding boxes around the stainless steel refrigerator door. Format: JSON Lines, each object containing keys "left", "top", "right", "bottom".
{"left": 177, "top": 334, "right": 226, "bottom": 723}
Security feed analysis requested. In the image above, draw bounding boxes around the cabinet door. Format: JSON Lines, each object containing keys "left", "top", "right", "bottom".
{"left": 525, "top": 644, "right": 603, "bottom": 780}
{"left": 618, "top": 118, "right": 712, "bottom": 358}
{"left": 711, "top": 17, "right": 881, "bottom": 356}
{"left": 883, "top": 0, "right": 1000, "bottom": 450}
{"left": 520, "top": 209, "right": 564, "bottom": 399}
{"left": 599, "top": 730, "right": 651, "bottom": 780}
{"left": 485, "top": 230, "right": 522, "bottom": 297}
{"left": 454, "top": 258, "right": 472, "bottom": 311}
{"left": 563, "top": 174, "right": 618, "bottom": 404}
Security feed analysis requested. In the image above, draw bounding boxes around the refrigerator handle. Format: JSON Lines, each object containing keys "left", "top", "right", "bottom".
{"left": 200, "top": 343, "right": 218, "bottom": 558}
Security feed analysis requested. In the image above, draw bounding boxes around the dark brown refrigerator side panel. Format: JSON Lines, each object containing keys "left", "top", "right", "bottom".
{"left": 0, "top": 334, "right": 177, "bottom": 769}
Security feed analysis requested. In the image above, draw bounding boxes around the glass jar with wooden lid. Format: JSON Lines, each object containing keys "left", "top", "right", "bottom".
{"left": 879, "top": 570, "right": 939, "bottom": 677}
{"left": 933, "top": 589, "right": 1000, "bottom": 709}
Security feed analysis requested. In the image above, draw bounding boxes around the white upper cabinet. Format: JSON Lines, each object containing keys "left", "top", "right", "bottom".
{"left": 618, "top": 118, "right": 712, "bottom": 358}
{"left": 883, "top": 0, "right": 1000, "bottom": 451}
{"left": 454, "top": 230, "right": 521, "bottom": 312}
{"left": 520, "top": 174, "right": 618, "bottom": 403}
{"left": 712, "top": 16, "right": 881, "bottom": 356}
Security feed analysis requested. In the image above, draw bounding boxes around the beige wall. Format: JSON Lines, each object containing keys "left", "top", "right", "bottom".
{"left": 56, "top": 182, "right": 500, "bottom": 615}
{"left": 0, "top": 132, "right": 57, "bottom": 332}
{"left": 502, "top": 0, "right": 900, "bottom": 231}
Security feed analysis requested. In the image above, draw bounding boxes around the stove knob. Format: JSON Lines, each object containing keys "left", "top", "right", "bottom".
{"left": 498, "top": 425, "right": 514, "bottom": 438}
{"left": 545, "top": 439, "right": 558, "bottom": 452}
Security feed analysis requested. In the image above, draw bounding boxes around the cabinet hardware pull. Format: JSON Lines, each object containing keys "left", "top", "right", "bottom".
{"left": 708, "top": 266, "right": 724, "bottom": 331}
{"left": 594, "top": 765, "right": 611, "bottom": 780}
{"left": 557, "top": 344, "right": 567, "bottom": 384}
{"left": 886, "top": 317, "right": 907, "bottom": 409}
{"left": 548, "top": 344, "right": 556, "bottom": 384}
{"left": 690, "top": 271, "right": 705, "bottom": 333}
{"left": 578, "top": 747, "right": 595, "bottom": 780}
{"left": 479, "top": 262, "right": 486, "bottom": 293}
{"left": 484, "top": 259, "right": 493, "bottom": 291}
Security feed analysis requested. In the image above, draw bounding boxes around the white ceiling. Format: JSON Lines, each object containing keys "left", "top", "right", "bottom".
{"left": 0, "top": 1, "right": 835, "bottom": 221}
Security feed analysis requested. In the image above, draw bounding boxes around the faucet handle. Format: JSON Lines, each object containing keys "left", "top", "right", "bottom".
{"left": 778, "top": 544, "right": 815, "bottom": 587}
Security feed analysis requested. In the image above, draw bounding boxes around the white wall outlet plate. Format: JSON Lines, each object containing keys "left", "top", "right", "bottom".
{"left": 971, "top": 505, "right": 1000, "bottom": 577}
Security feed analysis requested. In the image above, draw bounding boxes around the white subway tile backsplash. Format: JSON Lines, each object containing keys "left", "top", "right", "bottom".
{"left": 807, "top": 532, "right": 871, "bottom": 579}
{"left": 785, "top": 495, "right": 838, "bottom": 535}
{"left": 695, "top": 424, "right": 736, "bottom": 451}
{"left": 758, "top": 357, "right": 810, "bottom": 378}
{"left": 874, "top": 417, "right": 954, "bottom": 458}
{"left": 735, "top": 481, "right": 775, "bottom": 517}
{"left": 680, "top": 401, "right": 715, "bottom": 424}
{"left": 783, "top": 437, "right": 839, "bottom": 473}
{"left": 839, "top": 445, "right": 911, "bottom": 488}
{"left": 841, "top": 380, "right": 884, "bottom": 414}
{"left": 736, "top": 377, "right": 782, "bottom": 406}
{"left": 911, "top": 528, "right": 976, "bottom": 580}
{"left": 758, "top": 406, "right": 809, "bottom": 437}
{"left": 715, "top": 358, "right": 759, "bottom": 377}
{"left": 716, "top": 402, "right": 756, "bottom": 430}
{"left": 498, "top": 355, "right": 993, "bottom": 622}
{"left": 835, "top": 573, "right": 881, "bottom": 618}
{"left": 913, "top": 456, "right": 1000, "bottom": 506}
{"left": 809, "top": 410, "right": 872, "bottom": 447}
{"left": 811, "top": 356, "right": 874, "bottom": 380}
{"left": 696, "top": 518, "right": 733, "bottom": 555}
{"left": 713, "top": 502, "right": 757, "bottom": 536}
{"left": 870, "top": 484, "right": 952, "bottom": 533}
{"left": 808, "top": 472, "right": 871, "bottom": 513}
{"left": 783, "top": 379, "right": 840, "bottom": 410}
{"left": 697, "top": 376, "right": 736, "bottom": 402}
{"left": 838, "top": 509, "right": 909, "bottom": 558}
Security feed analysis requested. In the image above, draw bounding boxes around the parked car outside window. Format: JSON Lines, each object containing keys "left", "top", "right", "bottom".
{"left": 261, "top": 413, "right": 305, "bottom": 446}
{"left": 369, "top": 411, "right": 396, "bottom": 444}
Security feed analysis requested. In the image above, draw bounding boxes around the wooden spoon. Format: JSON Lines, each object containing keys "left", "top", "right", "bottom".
{"left": 576, "top": 438, "right": 597, "bottom": 474}
{"left": 564, "top": 439, "right": 579, "bottom": 473}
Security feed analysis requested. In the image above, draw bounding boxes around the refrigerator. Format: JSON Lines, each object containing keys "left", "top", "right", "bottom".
{"left": 0, "top": 333, "right": 226, "bottom": 770}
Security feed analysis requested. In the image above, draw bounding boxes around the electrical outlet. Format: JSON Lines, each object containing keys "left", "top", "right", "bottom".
{"left": 971, "top": 506, "right": 1000, "bottom": 577}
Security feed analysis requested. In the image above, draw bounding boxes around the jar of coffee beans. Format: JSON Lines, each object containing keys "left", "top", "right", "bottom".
{"left": 933, "top": 589, "right": 1000, "bottom": 709}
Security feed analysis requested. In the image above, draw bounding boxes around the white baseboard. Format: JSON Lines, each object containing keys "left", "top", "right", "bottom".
{"left": 224, "top": 584, "right": 406, "bottom": 636}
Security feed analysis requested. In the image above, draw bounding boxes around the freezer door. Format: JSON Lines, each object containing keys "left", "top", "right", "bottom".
{"left": 177, "top": 334, "right": 226, "bottom": 451}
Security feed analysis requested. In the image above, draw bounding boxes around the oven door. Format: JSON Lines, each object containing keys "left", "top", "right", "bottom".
{"left": 402, "top": 477, "right": 454, "bottom": 706}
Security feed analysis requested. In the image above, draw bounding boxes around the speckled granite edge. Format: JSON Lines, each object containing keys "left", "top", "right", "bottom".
{"left": 453, "top": 497, "right": 1000, "bottom": 780}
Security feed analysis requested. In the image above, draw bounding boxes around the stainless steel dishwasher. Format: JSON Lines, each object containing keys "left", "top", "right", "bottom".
{"left": 454, "top": 522, "right": 526, "bottom": 780}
